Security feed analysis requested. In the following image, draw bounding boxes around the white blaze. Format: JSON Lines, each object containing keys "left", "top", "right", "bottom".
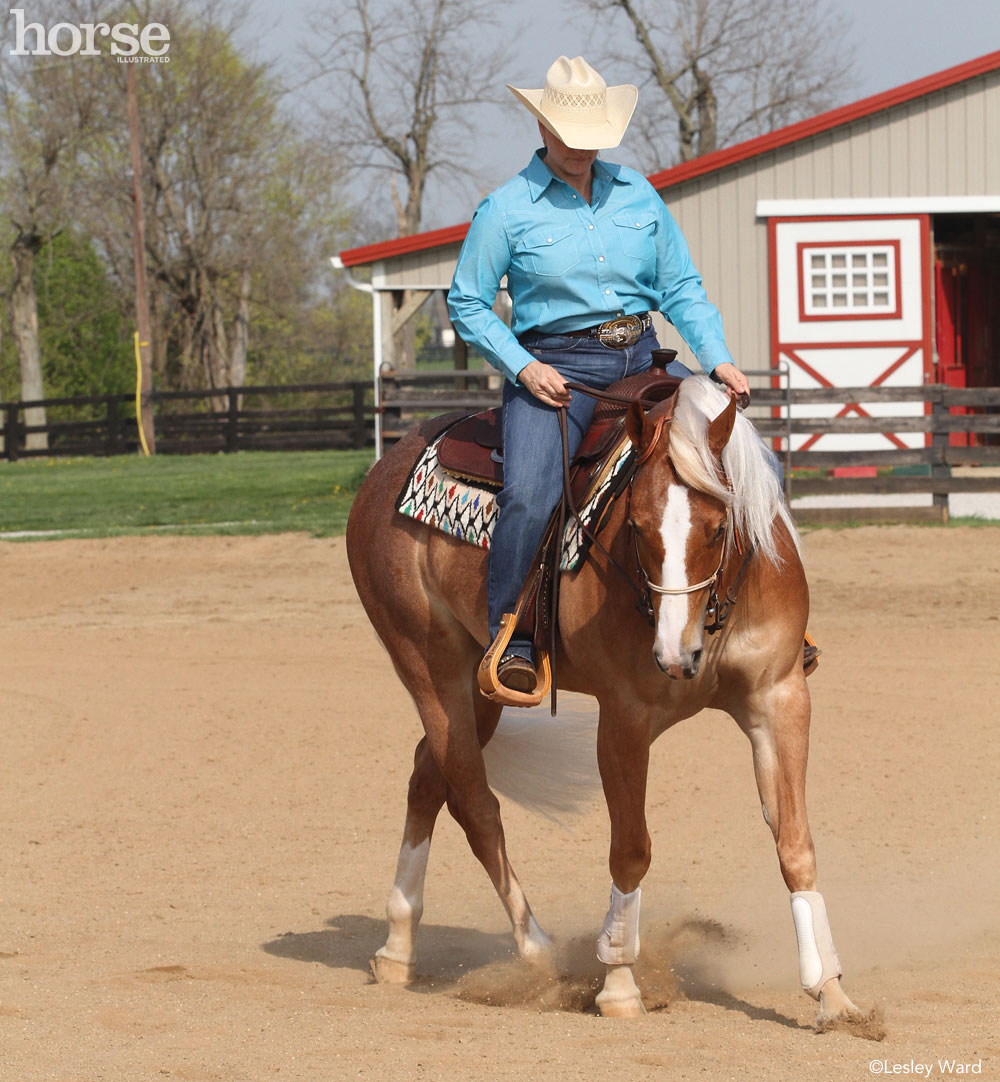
{"left": 654, "top": 484, "right": 692, "bottom": 664}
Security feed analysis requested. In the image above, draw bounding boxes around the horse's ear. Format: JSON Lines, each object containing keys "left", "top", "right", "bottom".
{"left": 625, "top": 401, "right": 647, "bottom": 452}
{"left": 707, "top": 395, "right": 737, "bottom": 459}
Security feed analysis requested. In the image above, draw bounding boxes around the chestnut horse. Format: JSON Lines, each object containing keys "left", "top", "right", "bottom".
{"left": 346, "top": 374, "right": 859, "bottom": 1023}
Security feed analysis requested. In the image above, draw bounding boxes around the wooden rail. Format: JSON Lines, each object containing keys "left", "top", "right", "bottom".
{"left": 2, "top": 374, "right": 998, "bottom": 521}
{"left": 378, "top": 372, "right": 1000, "bottom": 522}
{"left": 1, "top": 382, "right": 374, "bottom": 461}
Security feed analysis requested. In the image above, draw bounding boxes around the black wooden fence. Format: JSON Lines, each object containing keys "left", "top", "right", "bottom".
{"left": 378, "top": 370, "right": 1000, "bottom": 521}
{"left": 1, "top": 381, "right": 374, "bottom": 460}
{"left": 3, "top": 373, "right": 998, "bottom": 520}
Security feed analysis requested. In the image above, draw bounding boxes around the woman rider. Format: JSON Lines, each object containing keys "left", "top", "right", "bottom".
{"left": 447, "top": 56, "right": 751, "bottom": 695}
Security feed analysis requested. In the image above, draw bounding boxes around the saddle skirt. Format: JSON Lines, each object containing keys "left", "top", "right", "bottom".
{"left": 395, "top": 359, "right": 682, "bottom": 570}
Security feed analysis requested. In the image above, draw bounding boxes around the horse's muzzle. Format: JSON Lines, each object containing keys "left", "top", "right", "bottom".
{"left": 656, "top": 648, "right": 702, "bottom": 680}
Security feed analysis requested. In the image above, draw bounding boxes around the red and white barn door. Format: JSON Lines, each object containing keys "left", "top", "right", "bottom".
{"left": 770, "top": 215, "right": 933, "bottom": 452}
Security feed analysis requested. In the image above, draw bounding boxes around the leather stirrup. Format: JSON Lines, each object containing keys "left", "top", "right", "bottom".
{"left": 478, "top": 611, "right": 552, "bottom": 707}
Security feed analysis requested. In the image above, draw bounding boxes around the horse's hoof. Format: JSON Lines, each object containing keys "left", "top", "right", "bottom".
{"left": 516, "top": 915, "right": 554, "bottom": 965}
{"left": 371, "top": 949, "right": 416, "bottom": 985}
{"left": 596, "top": 965, "right": 646, "bottom": 1018}
{"left": 596, "top": 993, "right": 647, "bottom": 1019}
{"left": 817, "top": 976, "right": 859, "bottom": 1022}
{"left": 814, "top": 977, "right": 887, "bottom": 1039}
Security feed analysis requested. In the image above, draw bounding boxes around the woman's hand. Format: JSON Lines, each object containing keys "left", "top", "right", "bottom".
{"left": 518, "top": 360, "right": 573, "bottom": 407}
{"left": 712, "top": 362, "right": 751, "bottom": 407}
{"left": 712, "top": 362, "right": 750, "bottom": 398}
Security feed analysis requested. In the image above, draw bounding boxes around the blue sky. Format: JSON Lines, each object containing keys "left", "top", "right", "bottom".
{"left": 249, "top": 0, "right": 999, "bottom": 233}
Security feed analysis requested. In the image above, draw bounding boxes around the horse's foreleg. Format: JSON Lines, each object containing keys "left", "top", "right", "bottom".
{"left": 594, "top": 710, "right": 651, "bottom": 1018}
{"left": 738, "top": 678, "right": 861, "bottom": 1025}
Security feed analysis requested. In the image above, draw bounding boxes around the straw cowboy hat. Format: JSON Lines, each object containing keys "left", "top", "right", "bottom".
{"left": 507, "top": 56, "right": 638, "bottom": 150}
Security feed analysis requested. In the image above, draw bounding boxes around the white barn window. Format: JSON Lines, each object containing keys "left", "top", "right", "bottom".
{"left": 801, "top": 243, "right": 899, "bottom": 318}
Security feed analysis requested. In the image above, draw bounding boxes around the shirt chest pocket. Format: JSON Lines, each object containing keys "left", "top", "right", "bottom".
{"left": 613, "top": 210, "right": 657, "bottom": 261}
{"left": 521, "top": 225, "right": 580, "bottom": 277}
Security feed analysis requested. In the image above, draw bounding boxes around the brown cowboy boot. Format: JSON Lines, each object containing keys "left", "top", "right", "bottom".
{"left": 496, "top": 653, "right": 537, "bottom": 693}
{"left": 803, "top": 632, "right": 821, "bottom": 677}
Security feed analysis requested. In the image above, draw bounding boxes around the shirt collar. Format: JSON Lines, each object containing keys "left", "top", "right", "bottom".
{"left": 593, "top": 158, "right": 627, "bottom": 185}
{"left": 524, "top": 150, "right": 556, "bottom": 202}
{"left": 524, "top": 149, "right": 628, "bottom": 202}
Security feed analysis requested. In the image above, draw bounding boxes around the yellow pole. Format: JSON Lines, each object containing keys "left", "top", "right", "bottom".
{"left": 134, "top": 332, "right": 151, "bottom": 457}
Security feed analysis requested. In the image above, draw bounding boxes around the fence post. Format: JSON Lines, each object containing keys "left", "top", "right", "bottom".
{"left": 226, "top": 388, "right": 239, "bottom": 453}
{"left": 352, "top": 383, "right": 367, "bottom": 449}
{"left": 4, "top": 403, "right": 19, "bottom": 462}
{"left": 929, "top": 386, "right": 950, "bottom": 521}
{"left": 105, "top": 395, "right": 121, "bottom": 456}
{"left": 782, "top": 371, "right": 792, "bottom": 504}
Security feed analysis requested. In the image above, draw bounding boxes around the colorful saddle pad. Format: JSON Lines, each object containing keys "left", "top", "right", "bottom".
{"left": 395, "top": 427, "right": 636, "bottom": 571}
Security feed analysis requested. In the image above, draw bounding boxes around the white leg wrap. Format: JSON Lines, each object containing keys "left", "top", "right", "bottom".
{"left": 597, "top": 884, "right": 641, "bottom": 966}
{"left": 790, "top": 890, "right": 842, "bottom": 999}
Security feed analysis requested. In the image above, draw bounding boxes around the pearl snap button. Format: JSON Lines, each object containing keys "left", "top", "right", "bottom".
{"left": 605, "top": 289, "right": 611, "bottom": 295}
{"left": 599, "top": 256, "right": 604, "bottom": 262}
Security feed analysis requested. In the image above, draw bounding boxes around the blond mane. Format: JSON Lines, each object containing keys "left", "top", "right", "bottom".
{"left": 668, "top": 375, "right": 799, "bottom": 565}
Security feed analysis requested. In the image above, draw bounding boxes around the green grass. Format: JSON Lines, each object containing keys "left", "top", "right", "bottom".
{"left": 0, "top": 450, "right": 374, "bottom": 540}
{"left": 3, "top": 449, "right": 995, "bottom": 542}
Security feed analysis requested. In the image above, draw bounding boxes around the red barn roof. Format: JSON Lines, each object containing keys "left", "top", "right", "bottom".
{"left": 338, "top": 49, "right": 1000, "bottom": 269}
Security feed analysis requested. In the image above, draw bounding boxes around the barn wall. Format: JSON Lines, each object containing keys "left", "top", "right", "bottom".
{"left": 662, "top": 68, "right": 1000, "bottom": 377}
{"left": 375, "top": 243, "right": 464, "bottom": 290}
{"left": 365, "top": 68, "right": 1000, "bottom": 384}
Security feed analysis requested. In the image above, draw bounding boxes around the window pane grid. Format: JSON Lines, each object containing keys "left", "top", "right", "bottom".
{"left": 803, "top": 245, "right": 897, "bottom": 316}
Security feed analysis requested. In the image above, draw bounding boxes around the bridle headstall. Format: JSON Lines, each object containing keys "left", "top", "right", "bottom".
{"left": 557, "top": 384, "right": 755, "bottom": 636}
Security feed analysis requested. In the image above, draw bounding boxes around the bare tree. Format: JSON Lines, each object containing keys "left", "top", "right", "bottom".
{"left": 0, "top": 45, "right": 101, "bottom": 448}
{"left": 305, "top": 0, "right": 521, "bottom": 371}
{"left": 78, "top": 2, "right": 343, "bottom": 397}
{"left": 581, "top": 0, "right": 856, "bottom": 168}
{"left": 307, "top": 0, "right": 517, "bottom": 239}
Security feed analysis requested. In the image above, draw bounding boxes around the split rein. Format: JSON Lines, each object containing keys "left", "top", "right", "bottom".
{"left": 556, "top": 381, "right": 755, "bottom": 635}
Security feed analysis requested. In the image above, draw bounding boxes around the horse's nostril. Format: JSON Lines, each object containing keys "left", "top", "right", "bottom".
{"left": 684, "top": 650, "right": 703, "bottom": 679}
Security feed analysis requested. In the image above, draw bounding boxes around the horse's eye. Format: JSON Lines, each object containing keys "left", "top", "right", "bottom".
{"left": 713, "top": 522, "right": 726, "bottom": 543}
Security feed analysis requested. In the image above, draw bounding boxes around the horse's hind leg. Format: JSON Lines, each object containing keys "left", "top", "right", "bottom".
{"left": 736, "top": 677, "right": 861, "bottom": 1025}
{"left": 372, "top": 735, "right": 446, "bottom": 983}
{"left": 430, "top": 681, "right": 553, "bottom": 963}
{"left": 374, "top": 678, "right": 550, "bottom": 982}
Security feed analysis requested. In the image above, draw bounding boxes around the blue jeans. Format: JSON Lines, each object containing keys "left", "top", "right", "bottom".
{"left": 487, "top": 326, "right": 692, "bottom": 650}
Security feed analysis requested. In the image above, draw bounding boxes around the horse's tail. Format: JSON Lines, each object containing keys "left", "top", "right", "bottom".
{"left": 482, "top": 702, "right": 602, "bottom": 830}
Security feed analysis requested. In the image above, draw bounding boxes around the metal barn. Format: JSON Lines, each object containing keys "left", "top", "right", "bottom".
{"left": 336, "top": 51, "right": 1000, "bottom": 455}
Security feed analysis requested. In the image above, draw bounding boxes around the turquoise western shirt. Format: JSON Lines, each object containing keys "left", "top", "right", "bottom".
{"left": 447, "top": 150, "right": 735, "bottom": 385}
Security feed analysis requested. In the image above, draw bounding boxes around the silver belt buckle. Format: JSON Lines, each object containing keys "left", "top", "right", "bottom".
{"left": 597, "top": 314, "right": 643, "bottom": 349}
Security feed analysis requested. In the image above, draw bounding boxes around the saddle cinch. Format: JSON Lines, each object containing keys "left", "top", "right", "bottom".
{"left": 435, "top": 349, "right": 684, "bottom": 710}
